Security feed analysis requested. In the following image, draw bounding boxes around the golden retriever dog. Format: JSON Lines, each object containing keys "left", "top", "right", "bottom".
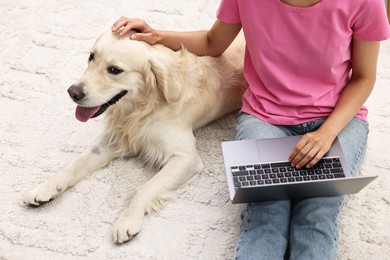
{"left": 24, "top": 29, "right": 247, "bottom": 244}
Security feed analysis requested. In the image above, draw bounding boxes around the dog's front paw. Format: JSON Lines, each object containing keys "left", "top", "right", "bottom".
{"left": 23, "top": 181, "right": 64, "bottom": 207}
{"left": 113, "top": 209, "right": 145, "bottom": 244}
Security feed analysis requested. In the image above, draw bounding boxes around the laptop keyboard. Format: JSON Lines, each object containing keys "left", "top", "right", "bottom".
{"left": 230, "top": 156, "right": 345, "bottom": 188}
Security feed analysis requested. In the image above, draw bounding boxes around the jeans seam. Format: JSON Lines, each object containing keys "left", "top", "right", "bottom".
{"left": 350, "top": 123, "right": 369, "bottom": 175}
{"left": 333, "top": 197, "right": 345, "bottom": 260}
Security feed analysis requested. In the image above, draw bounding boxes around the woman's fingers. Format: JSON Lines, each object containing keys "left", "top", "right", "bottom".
{"left": 289, "top": 132, "right": 333, "bottom": 169}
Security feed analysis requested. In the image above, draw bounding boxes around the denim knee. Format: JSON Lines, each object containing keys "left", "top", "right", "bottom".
{"left": 235, "top": 201, "right": 291, "bottom": 260}
{"left": 337, "top": 118, "right": 369, "bottom": 176}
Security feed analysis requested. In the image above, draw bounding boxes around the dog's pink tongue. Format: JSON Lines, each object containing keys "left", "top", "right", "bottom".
{"left": 75, "top": 106, "right": 100, "bottom": 122}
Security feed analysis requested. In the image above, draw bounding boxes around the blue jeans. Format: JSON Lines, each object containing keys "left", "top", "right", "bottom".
{"left": 233, "top": 112, "right": 369, "bottom": 260}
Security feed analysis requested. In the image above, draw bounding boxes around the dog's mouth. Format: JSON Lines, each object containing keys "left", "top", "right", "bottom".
{"left": 75, "top": 90, "right": 128, "bottom": 122}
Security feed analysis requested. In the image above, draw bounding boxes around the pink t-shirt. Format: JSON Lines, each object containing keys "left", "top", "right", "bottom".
{"left": 217, "top": 0, "right": 390, "bottom": 125}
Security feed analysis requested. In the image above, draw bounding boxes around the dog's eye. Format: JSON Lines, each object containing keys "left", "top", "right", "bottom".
{"left": 107, "top": 66, "right": 123, "bottom": 75}
{"left": 88, "top": 53, "right": 95, "bottom": 62}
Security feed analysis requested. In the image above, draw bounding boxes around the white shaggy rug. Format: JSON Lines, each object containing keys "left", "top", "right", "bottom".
{"left": 0, "top": 1, "right": 389, "bottom": 259}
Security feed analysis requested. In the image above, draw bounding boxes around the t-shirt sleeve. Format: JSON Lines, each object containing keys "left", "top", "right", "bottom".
{"left": 353, "top": 0, "right": 390, "bottom": 41}
{"left": 216, "top": 0, "right": 241, "bottom": 24}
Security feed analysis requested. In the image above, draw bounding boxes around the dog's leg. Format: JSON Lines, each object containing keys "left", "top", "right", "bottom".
{"left": 113, "top": 148, "right": 204, "bottom": 244}
{"left": 24, "top": 134, "right": 116, "bottom": 206}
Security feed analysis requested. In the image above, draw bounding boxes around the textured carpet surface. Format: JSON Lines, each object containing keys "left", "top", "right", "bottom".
{"left": 0, "top": 1, "right": 389, "bottom": 259}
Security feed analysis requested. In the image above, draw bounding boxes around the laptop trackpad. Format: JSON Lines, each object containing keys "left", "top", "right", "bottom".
{"left": 256, "top": 136, "right": 302, "bottom": 162}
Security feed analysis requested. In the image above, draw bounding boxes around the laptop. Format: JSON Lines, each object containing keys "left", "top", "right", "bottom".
{"left": 221, "top": 135, "right": 377, "bottom": 203}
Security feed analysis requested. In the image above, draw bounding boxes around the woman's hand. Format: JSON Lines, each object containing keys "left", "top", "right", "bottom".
{"left": 288, "top": 129, "right": 336, "bottom": 169}
{"left": 112, "top": 17, "right": 159, "bottom": 45}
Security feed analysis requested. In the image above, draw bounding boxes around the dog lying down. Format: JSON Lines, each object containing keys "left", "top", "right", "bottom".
{"left": 24, "top": 29, "right": 247, "bottom": 244}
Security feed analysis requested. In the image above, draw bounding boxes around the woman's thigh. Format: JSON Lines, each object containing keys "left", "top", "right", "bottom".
{"left": 235, "top": 112, "right": 290, "bottom": 140}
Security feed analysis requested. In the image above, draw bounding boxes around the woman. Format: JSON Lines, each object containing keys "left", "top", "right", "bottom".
{"left": 112, "top": 0, "right": 390, "bottom": 259}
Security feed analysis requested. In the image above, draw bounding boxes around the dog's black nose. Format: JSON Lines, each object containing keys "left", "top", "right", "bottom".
{"left": 68, "top": 85, "right": 85, "bottom": 102}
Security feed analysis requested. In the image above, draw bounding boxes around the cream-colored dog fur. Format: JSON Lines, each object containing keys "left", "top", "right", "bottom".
{"left": 24, "top": 30, "right": 247, "bottom": 244}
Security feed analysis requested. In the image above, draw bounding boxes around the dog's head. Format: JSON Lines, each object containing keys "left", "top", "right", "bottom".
{"left": 68, "top": 30, "right": 180, "bottom": 122}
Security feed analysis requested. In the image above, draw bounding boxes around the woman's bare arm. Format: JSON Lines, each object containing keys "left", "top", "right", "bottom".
{"left": 112, "top": 17, "right": 242, "bottom": 56}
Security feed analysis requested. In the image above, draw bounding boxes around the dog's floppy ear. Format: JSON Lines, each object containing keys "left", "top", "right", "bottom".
{"left": 146, "top": 58, "right": 182, "bottom": 103}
